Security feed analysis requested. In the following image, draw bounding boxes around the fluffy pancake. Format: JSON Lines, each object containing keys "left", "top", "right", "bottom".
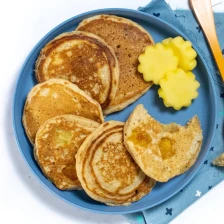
{"left": 213, "top": 153, "right": 224, "bottom": 166}
{"left": 124, "top": 104, "right": 203, "bottom": 182}
{"left": 34, "top": 115, "right": 99, "bottom": 190}
{"left": 77, "top": 15, "right": 154, "bottom": 114}
{"left": 76, "top": 121, "right": 156, "bottom": 206}
{"left": 35, "top": 31, "right": 119, "bottom": 109}
{"left": 23, "top": 79, "right": 103, "bottom": 144}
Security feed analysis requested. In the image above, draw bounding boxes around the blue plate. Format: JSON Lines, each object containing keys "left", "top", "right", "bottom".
{"left": 13, "top": 8, "right": 217, "bottom": 214}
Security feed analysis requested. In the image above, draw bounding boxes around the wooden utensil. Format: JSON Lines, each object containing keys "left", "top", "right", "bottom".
{"left": 189, "top": 0, "right": 224, "bottom": 82}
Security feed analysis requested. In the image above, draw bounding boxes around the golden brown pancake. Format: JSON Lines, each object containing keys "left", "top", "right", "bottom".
{"left": 35, "top": 31, "right": 119, "bottom": 109}
{"left": 23, "top": 79, "right": 104, "bottom": 144}
{"left": 76, "top": 121, "right": 156, "bottom": 206}
{"left": 34, "top": 115, "right": 99, "bottom": 190}
{"left": 213, "top": 153, "right": 224, "bottom": 166}
{"left": 77, "top": 15, "right": 154, "bottom": 114}
{"left": 124, "top": 104, "right": 203, "bottom": 182}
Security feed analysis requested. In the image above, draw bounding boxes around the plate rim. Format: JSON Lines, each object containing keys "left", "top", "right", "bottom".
{"left": 12, "top": 8, "right": 217, "bottom": 214}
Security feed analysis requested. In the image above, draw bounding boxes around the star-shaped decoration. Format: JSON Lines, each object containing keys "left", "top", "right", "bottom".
{"left": 220, "top": 93, "right": 224, "bottom": 98}
{"left": 196, "top": 26, "right": 202, "bottom": 33}
{"left": 165, "top": 208, "right": 173, "bottom": 216}
{"left": 208, "top": 186, "right": 212, "bottom": 190}
{"left": 195, "top": 190, "right": 201, "bottom": 197}
{"left": 153, "top": 12, "right": 160, "bottom": 17}
{"left": 210, "top": 147, "right": 214, "bottom": 151}
{"left": 216, "top": 124, "right": 219, "bottom": 129}
{"left": 215, "top": 21, "right": 222, "bottom": 28}
{"left": 204, "top": 160, "right": 208, "bottom": 164}
{"left": 213, "top": 172, "right": 219, "bottom": 177}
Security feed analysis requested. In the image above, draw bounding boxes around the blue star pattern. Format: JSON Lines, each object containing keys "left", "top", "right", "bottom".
{"left": 213, "top": 172, "right": 219, "bottom": 177}
{"left": 153, "top": 12, "right": 160, "bottom": 17}
{"left": 165, "top": 208, "right": 173, "bottom": 216}
{"left": 215, "top": 21, "right": 222, "bottom": 28}
{"left": 220, "top": 93, "right": 224, "bottom": 98}
{"left": 210, "top": 147, "right": 214, "bottom": 151}
{"left": 196, "top": 26, "right": 202, "bottom": 33}
{"left": 216, "top": 124, "right": 219, "bottom": 129}
{"left": 204, "top": 160, "right": 208, "bottom": 165}
{"left": 222, "top": 49, "right": 224, "bottom": 55}
{"left": 208, "top": 186, "right": 212, "bottom": 190}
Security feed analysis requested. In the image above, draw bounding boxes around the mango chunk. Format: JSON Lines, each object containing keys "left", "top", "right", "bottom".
{"left": 158, "top": 69, "right": 200, "bottom": 110}
{"left": 159, "top": 137, "right": 175, "bottom": 160}
{"left": 55, "top": 129, "right": 73, "bottom": 146}
{"left": 162, "top": 36, "right": 197, "bottom": 71}
{"left": 138, "top": 43, "right": 178, "bottom": 84}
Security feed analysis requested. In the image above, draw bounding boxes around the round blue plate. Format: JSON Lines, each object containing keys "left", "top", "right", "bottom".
{"left": 13, "top": 8, "right": 216, "bottom": 214}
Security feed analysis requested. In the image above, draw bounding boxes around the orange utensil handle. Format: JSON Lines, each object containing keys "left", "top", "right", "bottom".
{"left": 190, "top": 0, "right": 224, "bottom": 82}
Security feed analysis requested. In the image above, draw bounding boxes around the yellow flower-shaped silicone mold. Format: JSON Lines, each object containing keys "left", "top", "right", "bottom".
{"left": 158, "top": 68, "right": 200, "bottom": 110}
{"left": 162, "top": 36, "right": 197, "bottom": 71}
{"left": 138, "top": 43, "right": 178, "bottom": 84}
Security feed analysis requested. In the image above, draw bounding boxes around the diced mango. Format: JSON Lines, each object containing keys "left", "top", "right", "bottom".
{"left": 159, "top": 137, "right": 175, "bottom": 160}
{"left": 55, "top": 129, "right": 72, "bottom": 146}
{"left": 138, "top": 43, "right": 179, "bottom": 84}
{"left": 162, "top": 36, "right": 197, "bottom": 71}
{"left": 158, "top": 69, "right": 200, "bottom": 110}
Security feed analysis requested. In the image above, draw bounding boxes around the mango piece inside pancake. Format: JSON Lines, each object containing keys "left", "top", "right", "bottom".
{"left": 124, "top": 104, "right": 203, "bottom": 182}
{"left": 34, "top": 114, "right": 99, "bottom": 190}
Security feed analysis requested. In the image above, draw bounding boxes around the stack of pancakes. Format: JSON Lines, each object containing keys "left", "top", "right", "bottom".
{"left": 22, "top": 15, "right": 203, "bottom": 206}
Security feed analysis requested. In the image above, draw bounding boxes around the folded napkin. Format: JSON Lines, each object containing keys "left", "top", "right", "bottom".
{"left": 125, "top": 0, "right": 224, "bottom": 223}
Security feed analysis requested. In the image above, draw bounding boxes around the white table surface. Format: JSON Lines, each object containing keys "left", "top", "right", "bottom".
{"left": 1, "top": 0, "right": 224, "bottom": 223}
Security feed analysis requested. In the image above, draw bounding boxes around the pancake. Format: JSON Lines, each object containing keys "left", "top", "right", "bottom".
{"left": 34, "top": 114, "right": 99, "bottom": 190}
{"left": 76, "top": 121, "right": 156, "bottom": 206}
{"left": 35, "top": 31, "right": 119, "bottom": 110}
{"left": 77, "top": 15, "right": 154, "bottom": 114}
{"left": 124, "top": 104, "right": 203, "bottom": 182}
{"left": 213, "top": 153, "right": 224, "bottom": 166}
{"left": 23, "top": 78, "right": 104, "bottom": 144}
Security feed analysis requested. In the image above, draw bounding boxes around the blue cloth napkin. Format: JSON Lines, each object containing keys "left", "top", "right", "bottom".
{"left": 125, "top": 0, "right": 224, "bottom": 223}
